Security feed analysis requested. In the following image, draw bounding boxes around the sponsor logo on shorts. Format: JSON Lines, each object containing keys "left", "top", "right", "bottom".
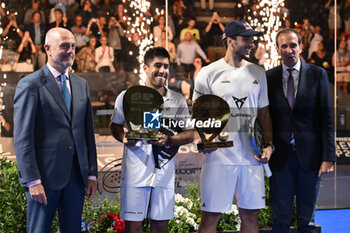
{"left": 125, "top": 211, "right": 143, "bottom": 215}
{"left": 232, "top": 96, "right": 247, "bottom": 110}
{"left": 262, "top": 196, "right": 266, "bottom": 199}
{"left": 252, "top": 80, "right": 259, "bottom": 84}
{"left": 202, "top": 202, "right": 206, "bottom": 207}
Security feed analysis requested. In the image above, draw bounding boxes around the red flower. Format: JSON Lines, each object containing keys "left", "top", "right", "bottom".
{"left": 93, "top": 212, "right": 125, "bottom": 232}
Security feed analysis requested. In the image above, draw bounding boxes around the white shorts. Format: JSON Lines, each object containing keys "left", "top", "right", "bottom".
{"left": 120, "top": 186, "right": 175, "bottom": 221}
{"left": 200, "top": 164, "right": 265, "bottom": 212}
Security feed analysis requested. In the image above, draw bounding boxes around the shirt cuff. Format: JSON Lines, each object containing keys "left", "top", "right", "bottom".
{"left": 88, "top": 176, "right": 96, "bottom": 180}
{"left": 26, "top": 179, "right": 42, "bottom": 187}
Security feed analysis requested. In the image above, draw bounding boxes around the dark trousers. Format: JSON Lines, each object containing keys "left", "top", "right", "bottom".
{"left": 26, "top": 156, "right": 85, "bottom": 233}
{"left": 180, "top": 63, "right": 195, "bottom": 78}
{"left": 270, "top": 150, "right": 321, "bottom": 233}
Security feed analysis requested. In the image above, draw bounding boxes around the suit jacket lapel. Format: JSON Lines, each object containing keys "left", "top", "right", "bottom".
{"left": 69, "top": 72, "right": 82, "bottom": 123}
{"left": 294, "top": 60, "right": 308, "bottom": 107}
{"left": 42, "top": 65, "right": 71, "bottom": 120}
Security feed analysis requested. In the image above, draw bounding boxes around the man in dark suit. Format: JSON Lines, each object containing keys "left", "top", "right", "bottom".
{"left": 25, "top": 10, "right": 47, "bottom": 70}
{"left": 266, "top": 28, "right": 336, "bottom": 233}
{"left": 14, "top": 27, "right": 97, "bottom": 233}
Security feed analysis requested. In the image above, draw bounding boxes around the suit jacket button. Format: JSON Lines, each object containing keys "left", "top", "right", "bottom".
{"left": 68, "top": 146, "right": 73, "bottom": 150}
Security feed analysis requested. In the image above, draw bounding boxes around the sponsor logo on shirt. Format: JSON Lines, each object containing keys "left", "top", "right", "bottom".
{"left": 221, "top": 77, "right": 231, "bottom": 83}
{"left": 252, "top": 80, "right": 259, "bottom": 84}
{"left": 232, "top": 96, "right": 247, "bottom": 110}
{"left": 243, "top": 22, "right": 253, "bottom": 30}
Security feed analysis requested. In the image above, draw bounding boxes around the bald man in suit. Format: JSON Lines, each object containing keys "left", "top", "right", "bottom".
{"left": 14, "top": 27, "right": 97, "bottom": 233}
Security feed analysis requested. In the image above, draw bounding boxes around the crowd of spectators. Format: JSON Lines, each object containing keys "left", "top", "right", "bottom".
{"left": 1, "top": 0, "right": 350, "bottom": 95}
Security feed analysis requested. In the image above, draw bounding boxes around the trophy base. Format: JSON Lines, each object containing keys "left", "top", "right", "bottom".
{"left": 126, "top": 131, "right": 158, "bottom": 141}
{"left": 197, "top": 140, "right": 233, "bottom": 151}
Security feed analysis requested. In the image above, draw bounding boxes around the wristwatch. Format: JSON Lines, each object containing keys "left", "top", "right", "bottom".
{"left": 264, "top": 143, "right": 275, "bottom": 153}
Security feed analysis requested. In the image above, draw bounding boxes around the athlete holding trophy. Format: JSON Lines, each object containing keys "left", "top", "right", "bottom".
{"left": 193, "top": 21, "right": 274, "bottom": 233}
{"left": 109, "top": 47, "right": 194, "bottom": 233}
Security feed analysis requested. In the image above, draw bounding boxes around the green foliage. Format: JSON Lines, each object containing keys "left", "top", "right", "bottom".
{"left": 0, "top": 156, "right": 59, "bottom": 233}
{"left": 0, "top": 157, "right": 299, "bottom": 232}
{"left": 259, "top": 176, "right": 297, "bottom": 229}
{"left": 168, "top": 183, "right": 240, "bottom": 232}
{"left": 258, "top": 176, "right": 273, "bottom": 228}
{"left": 82, "top": 194, "right": 122, "bottom": 232}
{"left": 0, "top": 156, "right": 28, "bottom": 233}
{"left": 0, "top": 156, "right": 124, "bottom": 233}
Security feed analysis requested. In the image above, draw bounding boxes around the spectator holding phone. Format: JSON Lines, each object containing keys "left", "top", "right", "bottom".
{"left": 1, "top": 11, "right": 24, "bottom": 51}
{"left": 80, "top": 0, "right": 98, "bottom": 27}
{"left": 108, "top": 16, "right": 125, "bottom": 70}
{"left": 17, "top": 31, "right": 36, "bottom": 64}
{"left": 71, "top": 14, "right": 89, "bottom": 53}
{"left": 179, "top": 17, "right": 200, "bottom": 43}
{"left": 205, "top": 10, "right": 225, "bottom": 63}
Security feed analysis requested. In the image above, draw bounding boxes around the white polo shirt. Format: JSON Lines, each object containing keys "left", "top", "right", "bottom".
{"left": 193, "top": 58, "right": 269, "bottom": 166}
{"left": 111, "top": 88, "right": 191, "bottom": 188}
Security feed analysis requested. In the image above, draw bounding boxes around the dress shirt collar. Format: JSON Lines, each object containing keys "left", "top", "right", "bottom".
{"left": 47, "top": 62, "right": 69, "bottom": 79}
{"left": 282, "top": 59, "right": 301, "bottom": 74}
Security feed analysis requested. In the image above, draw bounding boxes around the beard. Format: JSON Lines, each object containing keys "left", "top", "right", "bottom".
{"left": 56, "top": 54, "right": 74, "bottom": 68}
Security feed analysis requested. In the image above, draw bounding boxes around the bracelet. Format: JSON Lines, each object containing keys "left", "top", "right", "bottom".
{"left": 165, "top": 136, "right": 172, "bottom": 149}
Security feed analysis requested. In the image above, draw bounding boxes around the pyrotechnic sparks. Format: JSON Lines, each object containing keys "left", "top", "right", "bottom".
{"left": 0, "top": 5, "right": 6, "bottom": 135}
{"left": 124, "top": 0, "right": 153, "bottom": 84}
{"left": 248, "top": 0, "right": 287, "bottom": 70}
{"left": 0, "top": 3, "right": 6, "bottom": 135}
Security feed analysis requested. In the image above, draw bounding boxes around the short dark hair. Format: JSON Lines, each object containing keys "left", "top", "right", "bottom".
{"left": 144, "top": 47, "right": 170, "bottom": 66}
{"left": 54, "top": 8, "right": 63, "bottom": 15}
{"left": 188, "top": 17, "right": 196, "bottom": 22}
{"left": 275, "top": 28, "right": 302, "bottom": 48}
{"left": 31, "top": 10, "right": 41, "bottom": 19}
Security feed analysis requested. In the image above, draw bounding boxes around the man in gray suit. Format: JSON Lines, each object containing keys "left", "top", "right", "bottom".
{"left": 14, "top": 27, "right": 98, "bottom": 233}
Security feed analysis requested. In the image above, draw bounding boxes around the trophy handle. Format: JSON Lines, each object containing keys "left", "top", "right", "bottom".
{"left": 207, "top": 132, "right": 218, "bottom": 142}
{"left": 197, "top": 130, "right": 207, "bottom": 143}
